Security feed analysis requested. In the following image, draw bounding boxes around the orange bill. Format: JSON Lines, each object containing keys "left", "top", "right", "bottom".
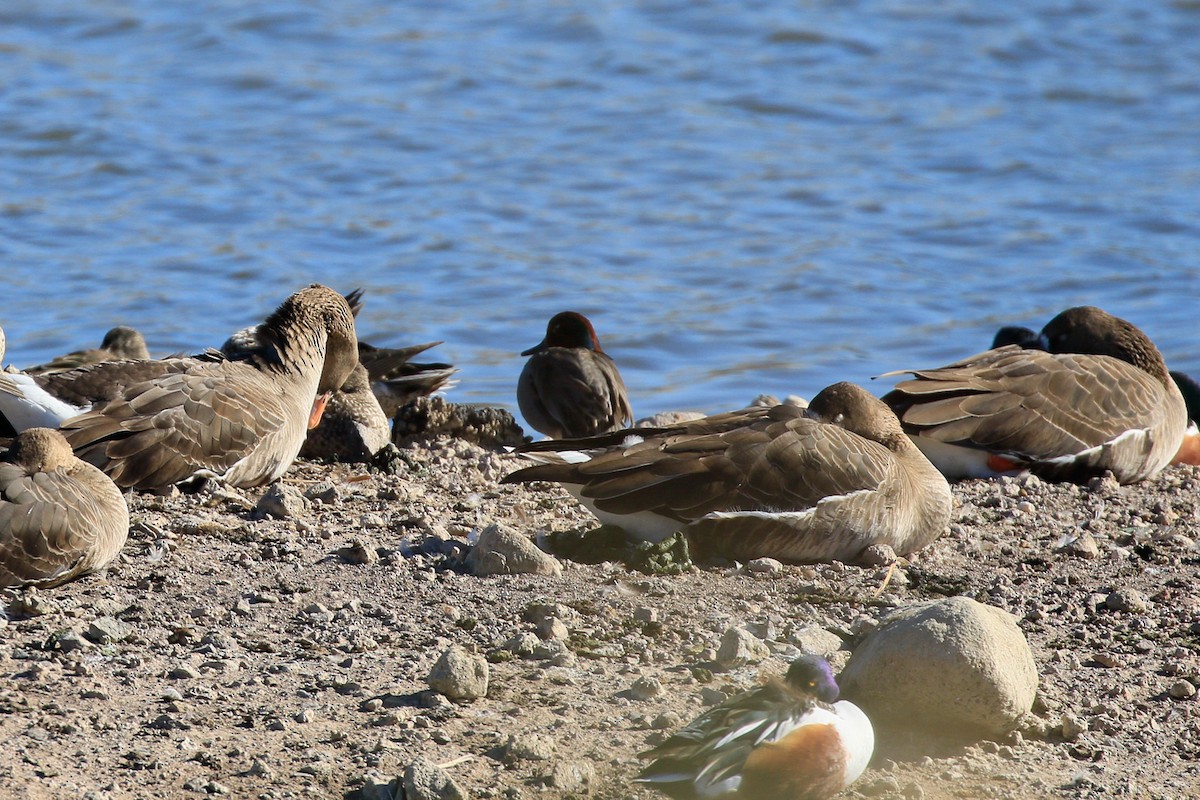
{"left": 308, "top": 392, "right": 332, "bottom": 430}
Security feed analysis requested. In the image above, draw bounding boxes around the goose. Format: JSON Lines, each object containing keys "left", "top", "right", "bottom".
{"left": 1, "top": 427, "right": 129, "bottom": 588}
{"left": 503, "top": 382, "right": 951, "bottom": 564}
{"left": 883, "top": 306, "right": 1187, "bottom": 484}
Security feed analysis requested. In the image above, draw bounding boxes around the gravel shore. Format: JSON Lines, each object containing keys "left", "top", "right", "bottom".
{"left": 3, "top": 433, "right": 1200, "bottom": 800}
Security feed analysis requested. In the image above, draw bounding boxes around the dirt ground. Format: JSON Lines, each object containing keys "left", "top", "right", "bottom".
{"left": 3, "top": 432, "right": 1200, "bottom": 800}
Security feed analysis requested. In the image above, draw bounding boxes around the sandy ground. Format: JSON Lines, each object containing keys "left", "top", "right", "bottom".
{"left": 3, "top": 432, "right": 1200, "bottom": 800}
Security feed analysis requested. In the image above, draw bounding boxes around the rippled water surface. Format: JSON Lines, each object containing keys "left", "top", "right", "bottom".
{"left": 2, "top": 1, "right": 1199, "bottom": 429}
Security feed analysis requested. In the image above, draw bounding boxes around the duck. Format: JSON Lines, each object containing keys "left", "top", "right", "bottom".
{"left": 0, "top": 427, "right": 130, "bottom": 588}
{"left": 299, "top": 362, "right": 391, "bottom": 462}
{"left": 636, "top": 655, "right": 874, "bottom": 800}
{"left": 357, "top": 339, "right": 457, "bottom": 418}
{"left": 502, "top": 381, "right": 952, "bottom": 564}
{"left": 882, "top": 306, "right": 1187, "bottom": 484}
{"left": 517, "top": 311, "right": 633, "bottom": 439}
{"left": 24, "top": 326, "right": 151, "bottom": 376}
{"left": 0, "top": 284, "right": 359, "bottom": 490}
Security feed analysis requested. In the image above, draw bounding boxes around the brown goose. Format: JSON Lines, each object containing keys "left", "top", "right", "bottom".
{"left": 25, "top": 326, "right": 151, "bottom": 376}
{"left": 503, "top": 382, "right": 952, "bottom": 564}
{"left": 50, "top": 284, "right": 357, "bottom": 489}
{"left": 300, "top": 362, "right": 391, "bottom": 462}
{"left": 1, "top": 428, "right": 129, "bottom": 588}
{"left": 883, "top": 306, "right": 1187, "bottom": 484}
{"left": 518, "top": 311, "right": 633, "bottom": 439}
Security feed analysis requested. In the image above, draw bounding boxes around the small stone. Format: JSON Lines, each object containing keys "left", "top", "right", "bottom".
{"left": 428, "top": 645, "right": 489, "bottom": 701}
{"left": 634, "top": 607, "right": 658, "bottom": 623}
{"left": 1061, "top": 713, "right": 1086, "bottom": 741}
{"left": 503, "top": 632, "right": 541, "bottom": 658}
{"left": 746, "top": 557, "right": 784, "bottom": 575}
{"left": 466, "top": 524, "right": 562, "bottom": 577}
{"left": 548, "top": 761, "right": 595, "bottom": 793}
{"left": 502, "top": 733, "right": 556, "bottom": 763}
{"left": 168, "top": 663, "right": 200, "bottom": 680}
{"left": 303, "top": 481, "right": 339, "bottom": 503}
{"left": 1057, "top": 533, "right": 1100, "bottom": 559}
{"left": 403, "top": 757, "right": 469, "bottom": 800}
{"left": 536, "top": 617, "right": 569, "bottom": 641}
{"left": 361, "top": 698, "right": 384, "bottom": 712}
{"left": 50, "top": 630, "right": 92, "bottom": 653}
{"left": 860, "top": 544, "right": 898, "bottom": 567}
{"left": 86, "top": 617, "right": 132, "bottom": 645}
{"left": 790, "top": 625, "right": 845, "bottom": 657}
{"left": 629, "top": 676, "right": 662, "bottom": 701}
{"left": 652, "top": 711, "right": 682, "bottom": 730}
{"left": 716, "top": 627, "right": 770, "bottom": 669}
{"left": 338, "top": 539, "right": 379, "bottom": 565}
{"left": 1105, "top": 589, "right": 1149, "bottom": 614}
{"left": 1169, "top": 680, "right": 1197, "bottom": 700}
{"left": 252, "top": 483, "right": 309, "bottom": 519}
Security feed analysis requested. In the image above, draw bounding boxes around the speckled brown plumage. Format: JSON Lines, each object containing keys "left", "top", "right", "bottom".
{"left": 0, "top": 427, "right": 129, "bottom": 588}
{"left": 504, "top": 382, "right": 951, "bottom": 564}
{"left": 58, "top": 284, "right": 358, "bottom": 489}
{"left": 883, "top": 306, "right": 1186, "bottom": 484}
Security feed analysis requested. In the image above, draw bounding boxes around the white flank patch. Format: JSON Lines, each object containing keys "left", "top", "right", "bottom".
{"left": 1043, "top": 427, "right": 1147, "bottom": 466}
{"left": 619, "top": 434, "right": 644, "bottom": 449}
{"left": 0, "top": 374, "right": 87, "bottom": 430}
{"left": 518, "top": 449, "right": 592, "bottom": 466}
{"left": 700, "top": 489, "right": 876, "bottom": 527}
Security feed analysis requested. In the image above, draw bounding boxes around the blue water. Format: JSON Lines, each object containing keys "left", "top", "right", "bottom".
{"left": 2, "top": 1, "right": 1199, "bottom": 432}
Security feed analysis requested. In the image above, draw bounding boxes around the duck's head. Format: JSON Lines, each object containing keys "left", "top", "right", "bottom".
{"left": 522, "top": 311, "right": 603, "bottom": 355}
{"left": 807, "top": 381, "right": 906, "bottom": 449}
{"left": 783, "top": 655, "right": 840, "bottom": 704}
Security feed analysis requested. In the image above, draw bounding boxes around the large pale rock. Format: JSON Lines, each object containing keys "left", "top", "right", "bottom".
{"left": 467, "top": 524, "right": 562, "bottom": 577}
{"left": 839, "top": 597, "right": 1037, "bottom": 738}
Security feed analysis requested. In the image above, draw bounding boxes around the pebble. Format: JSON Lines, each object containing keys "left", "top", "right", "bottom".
{"left": 628, "top": 676, "right": 662, "bottom": 701}
{"left": 428, "top": 645, "right": 489, "bottom": 701}
{"left": 466, "top": 523, "right": 562, "bottom": 577}
{"left": 548, "top": 761, "right": 595, "bottom": 793}
{"left": 403, "top": 758, "right": 469, "bottom": 800}
{"left": 1169, "top": 680, "right": 1197, "bottom": 700}
{"left": 503, "top": 733, "right": 556, "bottom": 763}
{"left": 303, "top": 481, "right": 339, "bottom": 503}
{"left": 1057, "top": 533, "right": 1100, "bottom": 559}
{"left": 86, "top": 617, "right": 132, "bottom": 645}
{"left": 1105, "top": 589, "right": 1150, "bottom": 614}
{"left": 1061, "top": 713, "right": 1086, "bottom": 741}
{"left": 633, "top": 607, "right": 658, "bottom": 623}
{"left": 338, "top": 539, "right": 379, "bottom": 565}
{"left": 746, "top": 557, "right": 784, "bottom": 575}
{"left": 252, "top": 483, "right": 309, "bottom": 519}
{"left": 716, "top": 626, "right": 770, "bottom": 669}
{"left": 536, "top": 617, "right": 570, "bottom": 641}
{"left": 168, "top": 664, "right": 200, "bottom": 680}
